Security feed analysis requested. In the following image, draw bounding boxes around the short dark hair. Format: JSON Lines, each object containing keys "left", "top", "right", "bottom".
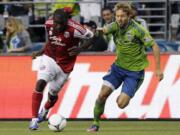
{"left": 53, "top": 8, "right": 68, "bottom": 23}
{"left": 53, "top": 9, "right": 69, "bottom": 32}
{"left": 83, "top": 20, "right": 97, "bottom": 29}
{"left": 101, "top": 6, "right": 113, "bottom": 13}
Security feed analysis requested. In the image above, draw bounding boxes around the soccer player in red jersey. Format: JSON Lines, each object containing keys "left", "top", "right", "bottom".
{"left": 29, "top": 8, "right": 94, "bottom": 130}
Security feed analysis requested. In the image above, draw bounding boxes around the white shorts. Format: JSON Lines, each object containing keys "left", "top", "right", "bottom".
{"left": 32, "top": 54, "right": 69, "bottom": 96}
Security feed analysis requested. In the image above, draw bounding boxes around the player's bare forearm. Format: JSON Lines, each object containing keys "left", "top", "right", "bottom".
{"left": 152, "top": 43, "right": 164, "bottom": 81}
{"left": 96, "top": 27, "right": 108, "bottom": 34}
{"left": 80, "top": 36, "right": 96, "bottom": 50}
{"left": 152, "top": 43, "right": 161, "bottom": 70}
{"left": 68, "top": 36, "right": 96, "bottom": 56}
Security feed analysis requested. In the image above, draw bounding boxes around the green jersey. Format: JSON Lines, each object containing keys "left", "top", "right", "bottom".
{"left": 105, "top": 19, "right": 155, "bottom": 71}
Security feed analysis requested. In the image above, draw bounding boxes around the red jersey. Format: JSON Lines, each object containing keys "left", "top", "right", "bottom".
{"left": 44, "top": 19, "right": 93, "bottom": 73}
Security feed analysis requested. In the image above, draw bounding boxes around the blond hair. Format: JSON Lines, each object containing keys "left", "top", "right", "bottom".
{"left": 114, "top": 2, "right": 132, "bottom": 16}
{"left": 6, "top": 17, "right": 25, "bottom": 34}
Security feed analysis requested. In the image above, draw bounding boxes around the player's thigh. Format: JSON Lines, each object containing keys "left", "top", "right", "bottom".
{"left": 122, "top": 70, "right": 144, "bottom": 98}
{"left": 103, "top": 63, "right": 124, "bottom": 90}
{"left": 37, "top": 55, "right": 57, "bottom": 82}
{"left": 48, "top": 71, "right": 69, "bottom": 96}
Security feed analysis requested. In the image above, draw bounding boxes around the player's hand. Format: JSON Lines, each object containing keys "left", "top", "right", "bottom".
{"left": 32, "top": 52, "right": 38, "bottom": 59}
{"left": 96, "top": 27, "right": 108, "bottom": 34}
{"left": 68, "top": 46, "right": 81, "bottom": 56}
{"left": 32, "top": 52, "right": 42, "bottom": 59}
{"left": 96, "top": 27, "right": 103, "bottom": 31}
{"left": 155, "top": 69, "right": 164, "bottom": 81}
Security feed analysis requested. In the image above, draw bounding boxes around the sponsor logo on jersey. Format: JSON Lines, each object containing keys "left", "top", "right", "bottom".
{"left": 49, "top": 36, "right": 66, "bottom": 46}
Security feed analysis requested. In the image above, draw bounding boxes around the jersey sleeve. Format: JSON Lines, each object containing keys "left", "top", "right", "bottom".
{"left": 104, "top": 22, "right": 118, "bottom": 35}
{"left": 73, "top": 25, "right": 94, "bottom": 39}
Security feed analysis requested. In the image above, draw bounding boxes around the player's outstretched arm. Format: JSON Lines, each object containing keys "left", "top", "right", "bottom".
{"left": 152, "top": 43, "right": 164, "bottom": 81}
{"left": 68, "top": 36, "right": 96, "bottom": 56}
{"left": 80, "top": 36, "right": 96, "bottom": 50}
{"left": 96, "top": 27, "right": 108, "bottom": 34}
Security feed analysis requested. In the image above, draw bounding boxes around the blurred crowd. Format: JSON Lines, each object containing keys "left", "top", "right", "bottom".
{"left": 0, "top": 0, "right": 180, "bottom": 54}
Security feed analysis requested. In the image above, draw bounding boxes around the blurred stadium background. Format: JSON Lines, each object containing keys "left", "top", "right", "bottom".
{"left": 0, "top": 0, "right": 180, "bottom": 135}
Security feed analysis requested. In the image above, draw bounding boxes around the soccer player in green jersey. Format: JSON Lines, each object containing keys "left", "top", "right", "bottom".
{"left": 87, "top": 2, "right": 164, "bottom": 132}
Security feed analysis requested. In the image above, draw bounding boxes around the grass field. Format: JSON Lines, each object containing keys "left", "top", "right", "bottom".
{"left": 0, "top": 121, "right": 179, "bottom": 135}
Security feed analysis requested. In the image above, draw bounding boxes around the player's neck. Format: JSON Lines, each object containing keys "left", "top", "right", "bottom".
{"left": 120, "top": 20, "right": 131, "bottom": 29}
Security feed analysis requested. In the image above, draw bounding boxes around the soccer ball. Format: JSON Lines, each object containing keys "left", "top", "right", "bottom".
{"left": 48, "top": 114, "right": 67, "bottom": 132}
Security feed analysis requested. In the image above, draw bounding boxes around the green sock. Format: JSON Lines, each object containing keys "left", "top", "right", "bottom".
{"left": 93, "top": 100, "right": 105, "bottom": 126}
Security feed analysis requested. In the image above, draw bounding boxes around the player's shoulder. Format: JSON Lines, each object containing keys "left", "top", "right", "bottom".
{"left": 136, "top": 17, "right": 146, "bottom": 24}
{"left": 45, "top": 18, "right": 53, "bottom": 27}
{"left": 67, "top": 19, "right": 86, "bottom": 34}
{"left": 131, "top": 19, "right": 146, "bottom": 35}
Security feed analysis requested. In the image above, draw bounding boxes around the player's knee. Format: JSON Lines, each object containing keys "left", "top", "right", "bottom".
{"left": 48, "top": 93, "right": 58, "bottom": 102}
{"left": 117, "top": 101, "right": 128, "bottom": 109}
{"left": 98, "top": 94, "right": 106, "bottom": 102}
{"left": 116, "top": 97, "right": 129, "bottom": 109}
{"left": 116, "top": 93, "right": 131, "bottom": 109}
{"left": 35, "top": 79, "right": 47, "bottom": 92}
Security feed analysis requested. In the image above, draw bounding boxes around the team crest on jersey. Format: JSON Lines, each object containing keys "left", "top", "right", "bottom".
{"left": 126, "top": 31, "right": 133, "bottom": 41}
{"left": 64, "top": 31, "right": 70, "bottom": 38}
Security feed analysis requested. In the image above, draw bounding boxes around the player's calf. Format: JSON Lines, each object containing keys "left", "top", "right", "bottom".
{"left": 38, "top": 94, "right": 58, "bottom": 123}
